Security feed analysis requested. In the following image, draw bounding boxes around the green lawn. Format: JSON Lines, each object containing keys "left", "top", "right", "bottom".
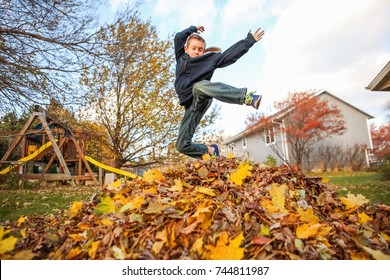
{"left": 317, "top": 171, "right": 390, "bottom": 205}
{"left": 0, "top": 185, "right": 100, "bottom": 223}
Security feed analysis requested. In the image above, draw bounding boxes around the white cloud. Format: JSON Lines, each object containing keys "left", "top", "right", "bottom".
{"left": 261, "top": 0, "right": 390, "bottom": 110}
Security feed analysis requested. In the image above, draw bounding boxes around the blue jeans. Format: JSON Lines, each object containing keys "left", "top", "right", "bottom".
{"left": 176, "top": 80, "right": 247, "bottom": 158}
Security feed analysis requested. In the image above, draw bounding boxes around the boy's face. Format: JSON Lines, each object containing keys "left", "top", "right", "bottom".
{"left": 184, "top": 38, "right": 205, "bottom": 58}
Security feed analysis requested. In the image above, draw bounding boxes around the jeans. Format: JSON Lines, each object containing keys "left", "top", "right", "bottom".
{"left": 176, "top": 80, "right": 247, "bottom": 158}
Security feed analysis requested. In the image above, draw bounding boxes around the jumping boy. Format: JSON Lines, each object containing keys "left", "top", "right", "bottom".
{"left": 174, "top": 25, "right": 265, "bottom": 158}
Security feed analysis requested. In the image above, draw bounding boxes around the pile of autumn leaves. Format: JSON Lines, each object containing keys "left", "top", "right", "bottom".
{"left": 1, "top": 156, "right": 389, "bottom": 260}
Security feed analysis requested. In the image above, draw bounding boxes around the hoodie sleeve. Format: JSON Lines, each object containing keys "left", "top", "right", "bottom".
{"left": 214, "top": 32, "right": 257, "bottom": 68}
{"left": 174, "top": 26, "right": 198, "bottom": 61}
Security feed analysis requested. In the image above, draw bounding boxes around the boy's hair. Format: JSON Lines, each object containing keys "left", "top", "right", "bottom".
{"left": 185, "top": 33, "right": 206, "bottom": 47}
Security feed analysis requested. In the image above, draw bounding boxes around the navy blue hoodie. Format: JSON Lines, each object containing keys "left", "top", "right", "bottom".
{"left": 174, "top": 25, "right": 257, "bottom": 108}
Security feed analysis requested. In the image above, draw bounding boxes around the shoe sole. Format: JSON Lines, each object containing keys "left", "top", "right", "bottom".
{"left": 254, "top": 95, "right": 262, "bottom": 109}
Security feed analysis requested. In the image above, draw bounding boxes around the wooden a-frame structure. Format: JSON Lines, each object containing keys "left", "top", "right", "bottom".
{"left": 0, "top": 106, "right": 98, "bottom": 186}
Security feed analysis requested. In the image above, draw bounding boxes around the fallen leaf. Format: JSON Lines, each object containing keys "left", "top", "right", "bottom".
{"left": 270, "top": 183, "right": 288, "bottom": 213}
{"left": 296, "top": 223, "right": 322, "bottom": 239}
{"left": 93, "top": 196, "right": 116, "bottom": 215}
{"left": 230, "top": 162, "right": 252, "bottom": 186}
{"left": 206, "top": 232, "right": 244, "bottom": 260}
{"left": 340, "top": 192, "right": 369, "bottom": 210}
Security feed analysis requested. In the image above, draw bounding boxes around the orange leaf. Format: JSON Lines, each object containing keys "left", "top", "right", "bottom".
{"left": 143, "top": 169, "right": 165, "bottom": 182}
{"left": 296, "top": 223, "right": 322, "bottom": 239}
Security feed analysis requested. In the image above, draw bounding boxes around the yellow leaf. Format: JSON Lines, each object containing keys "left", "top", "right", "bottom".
{"left": 296, "top": 223, "right": 322, "bottom": 239}
{"left": 196, "top": 187, "right": 216, "bottom": 196}
{"left": 152, "top": 229, "right": 168, "bottom": 254}
{"left": 206, "top": 232, "right": 244, "bottom": 260}
{"left": 340, "top": 192, "right": 369, "bottom": 210}
{"left": 142, "top": 187, "right": 158, "bottom": 195}
{"left": 358, "top": 212, "right": 372, "bottom": 224}
{"left": 94, "top": 196, "right": 116, "bottom": 214}
{"left": 69, "top": 233, "right": 85, "bottom": 242}
{"left": 88, "top": 241, "right": 99, "bottom": 259}
{"left": 143, "top": 169, "right": 165, "bottom": 183}
{"left": 68, "top": 201, "right": 83, "bottom": 218}
{"left": 260, "top": 224, "right": 270, "bottom": 236}
{"left": 191, "top": 237, "right": 204, "bottom": 255}
{"left": 120, "top": 195, "right": 144, "bottom": 212}
{"left": 269, "top": 183, "right": 288, "bottom": 213}
{"left": 379, "top": 232, "right": 390, "bottom": 242}
{"left": 13, "top": 249, "right": 36, "bottom": 260}
{"left": 100, "top": 218, "right": 114, "bottom": 226}
{"left": 261, "top": 198, "right": 279, "bottom": 214}
{"left": 67, "top": 247, "right": 82, "bottom": 259}
{"left": 230, "top": 162, "right": 253, "bottom": 186}
{"left": 0, "top": 235, "right": 18, "bottom": 254}
{"left": 17, "top": 216, "right": 26, "bottom": 227}
{"left": 297, "top": 207, "right": 319, "bottom": 224}
{"left": 169, "top": 179, "right": 183, "bottom": 192}
{"left": 227, "top": 153, "right": 235, "bottom": 158}
{"left": 202, "top": 154, "right": 211, "bottom": 160}
{"left": 361, "top": 246, "right": 390, "bottom": 260}
{"left": 143, "top": 201, "right": 168, "bottom": 214}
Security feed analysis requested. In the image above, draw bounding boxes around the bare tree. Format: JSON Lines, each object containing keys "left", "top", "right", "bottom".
{"left": 0, "top": 0, "right": 138, "bottom": 114}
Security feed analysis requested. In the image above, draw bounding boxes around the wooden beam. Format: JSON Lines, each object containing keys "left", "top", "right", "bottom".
{"left": 0, "top": 114, "right": 36, "bottom": 165}
{"left": 38, "top": 114, "right": 76, "bottom": 187}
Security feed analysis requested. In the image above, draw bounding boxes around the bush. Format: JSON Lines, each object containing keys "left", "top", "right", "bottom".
{"left": 263, "top": 154, "right": 277, "bottom": 167}
{"left": 379, "top": 162, "right": 390, "bottom": 180}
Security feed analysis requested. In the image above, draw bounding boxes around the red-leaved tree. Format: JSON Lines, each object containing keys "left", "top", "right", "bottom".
{"left": 246, "top": 91, "right": 346, "bottom": 169}
{"left": 370, "top": 123, "right": 390, "bottom": 161}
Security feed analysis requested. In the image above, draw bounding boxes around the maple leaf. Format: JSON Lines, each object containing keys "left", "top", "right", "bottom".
{"left": 270, "top": 183, "right": 288, "bottom": 213}
{"left": 17, "top": 216, "right": 26, "bottom": 227}
{"left": 191, "top": 237, "right": 204, "bottom": 256}
{"left": 94, "top": 196, "right": 116, "bottom": 215}
{"left": 68, "top": 201, "right": 83, "bottom": 218}
{"left": 297, "top": 207, "right": 319, "bottom": 224}
{"left": 230, "top": 162, "right": 252, "bottom": 186}
{"left": 202, "top": 154, "right": 211, "bottom": 160}
{"left": 206, "top": 232, "right": 244, "bottom": 260}
{"left": 120, "top": 195, "right": 144, "bottom": 212}
{"left": 143, "top": 169, "right": 165, "bottom": 183}
{"left": 0, "top": 234, "right": 18, "bottom": 254}
{"left": 261, "top": 198, "right": 279, "bottom": 214}
{"left": 358, "top": 212, "right": 372, "bottom": 224}
{"left": 340, "top": 192, "right": 369, "bottom": 210}
{"left": 296, "top": 223, "right": 322, "bottom": 239}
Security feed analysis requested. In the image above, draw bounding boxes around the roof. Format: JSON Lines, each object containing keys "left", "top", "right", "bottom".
{"left": 224, "top": 90, "right": 374, "bottom": 144}
{"left": 366, "top": 61, "right": 390, "bottom": 91}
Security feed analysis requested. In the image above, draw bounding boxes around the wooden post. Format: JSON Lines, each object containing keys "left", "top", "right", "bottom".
{"left": 38, "top": 114, "right": 76, "bottom": 187}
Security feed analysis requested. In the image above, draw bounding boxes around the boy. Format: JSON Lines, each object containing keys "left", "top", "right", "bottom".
{"left": 174, "top": 25, "right": 265, "bottom": 158}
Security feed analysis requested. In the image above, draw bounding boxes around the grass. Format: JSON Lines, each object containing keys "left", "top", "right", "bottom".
{"left": 315, "top": 171, "right": 390, "bottom": 205}
{"left": 0, "top": 184, "right": 100, "bottom": 224}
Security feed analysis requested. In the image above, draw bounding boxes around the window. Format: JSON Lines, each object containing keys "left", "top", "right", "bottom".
{"left": 264, "top": 126, "right": 275, "bottom": 144}
{"left": 242, "top": 137, "right": 247, "bottom": 148}
{"left": 228, "top": 143, "right": 235, "bottom": 154}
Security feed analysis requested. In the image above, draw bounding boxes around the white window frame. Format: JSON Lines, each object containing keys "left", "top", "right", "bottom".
{"left": 264, "top": 126, "right": 275, "bottom": 145}
{"left": 242, "top": 137, "right": 247, "bottom": 149}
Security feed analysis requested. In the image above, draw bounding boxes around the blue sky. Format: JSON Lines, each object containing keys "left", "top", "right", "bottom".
{"left": 107, "top": 0, "right": 390, "bottom": 137}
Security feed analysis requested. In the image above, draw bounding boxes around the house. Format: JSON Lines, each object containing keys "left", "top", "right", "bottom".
{"left": 366, "top": 61, "right": 390, "bottom": 91}
{"left": 223, "top": 90, "right": 374, "bottom": 171}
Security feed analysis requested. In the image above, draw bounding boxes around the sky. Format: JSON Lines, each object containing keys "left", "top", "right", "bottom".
{"left": 107, "top": 0, "right": 390, "bottom": 137}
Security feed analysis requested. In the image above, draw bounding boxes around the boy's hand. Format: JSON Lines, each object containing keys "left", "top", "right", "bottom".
{"left": 196, "top": 26, "right": 205, "bottom": 33}
{"left": 250, "top": 28, "right": 265, "bottom": 42}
